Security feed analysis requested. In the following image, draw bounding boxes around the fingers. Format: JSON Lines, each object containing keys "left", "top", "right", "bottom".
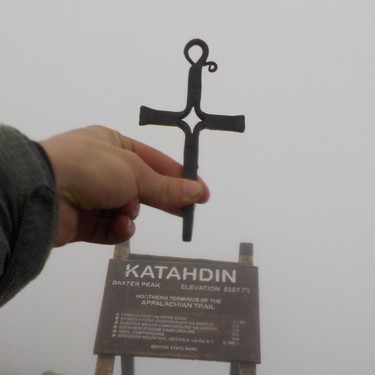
{"left": 131, "top": 158, "right": 207, "bottom": 211}
{"left": 130, "top": 138, "right": 183, "bottom": 177}
{"left": 117, "top": 197, "right": 140, "bottom": 221}
{"left": 126, "top": 138, "right": 210, "bottom": 204}
{"left": 79, "top": 213, "right": 136, "bottom": 245}
{"left": 112, "top": 214, "right": 136, "bottom": 243}
{"left": 77, "top": 126, "right": 210, "bottom": 202}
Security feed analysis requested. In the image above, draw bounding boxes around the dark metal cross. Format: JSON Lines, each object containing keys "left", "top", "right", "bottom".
{"left": 140, "top": 39, "right": 245, "bottom": 241}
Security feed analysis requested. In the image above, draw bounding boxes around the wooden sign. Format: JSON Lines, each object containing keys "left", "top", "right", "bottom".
{"left": 94, "top": 254, "right": 260, "bottom": 364}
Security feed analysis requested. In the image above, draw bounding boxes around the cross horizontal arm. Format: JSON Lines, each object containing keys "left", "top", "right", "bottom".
{"left": 201, "top": 113, "right": 245, "bottom": 133}
{"left": 140, "top": 106, "right": 182, "bottom": 127}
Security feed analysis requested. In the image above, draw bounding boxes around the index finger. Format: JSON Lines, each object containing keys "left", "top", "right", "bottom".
{"left": 130, "top": 138, "right": 183, "bottom": 177}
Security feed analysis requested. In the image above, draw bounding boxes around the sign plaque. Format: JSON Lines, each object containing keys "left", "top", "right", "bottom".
{"left": 94, "top": 255, "right": 260, "bottom": 364}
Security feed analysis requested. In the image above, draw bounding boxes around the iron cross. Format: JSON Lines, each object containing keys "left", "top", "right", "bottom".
{"left": 140, "top": 38, "right": 245, "bottom": 241}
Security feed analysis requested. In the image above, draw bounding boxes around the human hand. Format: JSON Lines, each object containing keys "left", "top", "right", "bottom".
{"left": 40, "top": 125, "right": 209, "bottom": 246}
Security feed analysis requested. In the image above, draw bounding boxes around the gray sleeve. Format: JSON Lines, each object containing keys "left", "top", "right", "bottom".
{"left": 0, "top": 125, "right": 58, "bottom": 307}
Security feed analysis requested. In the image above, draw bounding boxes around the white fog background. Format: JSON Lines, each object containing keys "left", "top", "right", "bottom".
{"left": 1, "top": 1, "right": 375, "bottom": 374}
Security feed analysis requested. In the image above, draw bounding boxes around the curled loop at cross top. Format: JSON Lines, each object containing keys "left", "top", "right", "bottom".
{"left": 184, "top": 39, "right": 218, "bottom": 72}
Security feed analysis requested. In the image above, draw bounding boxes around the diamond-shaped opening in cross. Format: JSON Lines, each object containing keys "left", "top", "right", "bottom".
{"left": 183, "top": 107, "right": 202, "bottom": 132}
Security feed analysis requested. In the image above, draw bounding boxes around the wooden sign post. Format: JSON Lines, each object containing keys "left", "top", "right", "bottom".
{"left": 94, "top": 242, "right": 260, "bottom": 374}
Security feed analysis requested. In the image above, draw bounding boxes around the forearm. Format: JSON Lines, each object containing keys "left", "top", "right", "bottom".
{"left": 0, "top": 125, "right": 58, "bottom": 307}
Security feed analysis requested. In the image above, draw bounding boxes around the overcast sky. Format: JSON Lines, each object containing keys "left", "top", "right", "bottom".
{"left": 1, "top": 1, "right": 375, "bottom": 374}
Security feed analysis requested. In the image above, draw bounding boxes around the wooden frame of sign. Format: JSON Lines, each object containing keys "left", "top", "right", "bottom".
{"left": 94, "top": 242, "right": 260, "bottom": 375}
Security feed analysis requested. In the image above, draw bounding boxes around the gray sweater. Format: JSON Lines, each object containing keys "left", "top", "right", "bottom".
{"left": 0, "top": 125, "right": 58, "bottom": 307}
